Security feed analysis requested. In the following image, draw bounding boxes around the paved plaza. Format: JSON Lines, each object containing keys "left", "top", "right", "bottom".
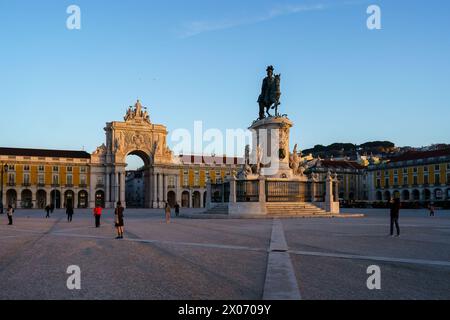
{"left": 0, "top": 208, "right": 449, "bottom": 300}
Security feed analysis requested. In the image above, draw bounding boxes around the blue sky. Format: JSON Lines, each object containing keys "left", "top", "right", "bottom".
{"left": 1, "top": 0, "right": 449, "bottom": 160}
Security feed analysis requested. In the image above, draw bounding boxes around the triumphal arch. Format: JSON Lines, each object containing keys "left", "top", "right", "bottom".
{"left": 90, "top": 100, "right": 180, "bottom": 208}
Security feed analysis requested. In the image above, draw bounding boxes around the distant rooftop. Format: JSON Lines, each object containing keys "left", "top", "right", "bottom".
{"left": 387, "top": 148, "right": 450, "bottom": 163}
{"left": 0, "top": 147, "right": 91, "bottom": 159}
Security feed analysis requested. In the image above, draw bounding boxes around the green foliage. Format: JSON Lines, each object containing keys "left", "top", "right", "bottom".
{"left": 303, "top": 141, "right": 396, "bottom": 158}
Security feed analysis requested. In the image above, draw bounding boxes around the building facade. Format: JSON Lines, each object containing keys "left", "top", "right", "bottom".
{"left": 367, "top": 149, "right": 450, "bottom": 203}
{"left": 307, "top": 159, "right": 368, "bottom": 202}
{"left": 2, "top": 101, "right": 449, "bottom": 209}
{"left": 0, "top": 101, "right": 240, "bottom": 209}
{"left": 0, "top": 148, "right": 91, "bottom": 209}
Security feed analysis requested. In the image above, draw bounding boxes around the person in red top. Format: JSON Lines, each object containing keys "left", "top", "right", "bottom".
{"left": 93, "top": 204, "right": 102, "bottom": 228}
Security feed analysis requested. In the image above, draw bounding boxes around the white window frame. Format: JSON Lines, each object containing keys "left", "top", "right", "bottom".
{"left": 23, "top": 173, "right": 30, "bottom": 184}
{"left": 8, "top": 173, "right": 16, "bottom": 184}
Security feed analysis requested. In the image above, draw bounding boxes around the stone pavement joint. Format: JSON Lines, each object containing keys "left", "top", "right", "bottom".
{"left": 263, "top": 219, "right": 302, "bottom": 300}
{"left": 289, "top": 250, "right": 450, "bottom": 268}
{"left": 269, "top": 219, "right": 288, "bottom": 252}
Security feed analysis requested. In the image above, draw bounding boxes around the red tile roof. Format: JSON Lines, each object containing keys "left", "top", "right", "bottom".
{"left": 320, "top": 160, "right": 365, "bottom": 170}
{"left": 0, "top": 147, "right": 91, "bottom": 159}
{"left": 388, "top": 148, "right": 450, "bottom": 163}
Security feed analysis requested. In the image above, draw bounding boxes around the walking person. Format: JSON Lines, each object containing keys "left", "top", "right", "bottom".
{"left": 390, "top": 198, "right": 401, "bottom": 237}
{"left": 114, "top": 202, "right": 124, "bottom": 239}
{"left": 6, "top": 205, "right": 14, "bottom": 225}
{"left": 165, "top": 202, "right": 171, "bottom": 224}
{"left": 93, "top": 204, "right": 102, "bottom": 228}
{"left": 428, "top": 203, "right": 435, "bottom": 217}
{"left": 45, "top": 205, "right": 51, "bottom": 218}
{"left": 50, "top": 203, "right": 55, "bottom": 214}
{"left": 174, "top": 202, "right": 180, "bottom": 217}
{"left": 66, "top": 203, "right": 74, "bottom": 222}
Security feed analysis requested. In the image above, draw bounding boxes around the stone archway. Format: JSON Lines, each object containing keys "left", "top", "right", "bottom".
{"left": 124, "top": 150, "right": 152, "bottom": 208}
{"left": 78, "top": 190, "right": 88, "bottom": 208}
{"left": 21, "top": 189, "right": 33, "bottom": 208}
{"left": 50, "top": 190, "right": 61, "bottom": 209}
{"left": 90, "top": 100, "right": 176, "bottom": 209}
{"left": 423, "top": 189, "right": 431, "bottom": 201}
{"left": 167, "top": 191, "right": 176, "bottom": 207}
{"left": 95, "top": 190, "right": 105, "bottom": 208}
{"left": 402, "top": 190, "right": 410, "bottom": 201}
{"left": 36, "top": 190, "right": 47, "bottom": 209}
{"left": 434, "top": 189, "right": 443, "bottom": 201}
{"left": 64, "top": 190, "right": 75, "bottom": 208}
{"left": 6, "top": 189, "right": 17, "bottom": 208}
{"left": 192, "top": 191, "right": 201, "bottom": 208}
{"left": 376, "top": 191, "right": 382, "bottom": 201}
{"left": 181, "top": 191, "right": 190, "bottom": 208}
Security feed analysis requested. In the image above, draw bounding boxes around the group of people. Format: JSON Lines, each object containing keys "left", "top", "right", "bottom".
{"left": 4, "top": 200, "right": 180, "bottom": 239}
{"left": 3, "top": 199, "right": 432, "bottom": 238}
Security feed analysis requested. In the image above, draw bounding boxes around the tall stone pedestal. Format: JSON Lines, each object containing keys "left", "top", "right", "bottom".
{"left": 249, "top": 116, "right": 294, "bottom": 179}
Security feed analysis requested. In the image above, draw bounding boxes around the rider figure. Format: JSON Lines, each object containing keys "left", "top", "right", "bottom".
{"left": 258, "top": 65, "right": 279, "bottom": 120}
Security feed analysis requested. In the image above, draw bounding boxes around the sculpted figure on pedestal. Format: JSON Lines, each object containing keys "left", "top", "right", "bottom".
{"left": 290, "top": 144, "right": 302, "bottom": 175}
{"left": 255, "top": 144, "right": 263, "bottom": 175}
{"left": 258, "top": 65, "right": 282, "bottom": 119}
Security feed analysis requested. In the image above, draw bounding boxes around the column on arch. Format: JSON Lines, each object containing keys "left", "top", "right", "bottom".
{"left": 120, "top": 170, "right": 126, "bottom": 207}
{"left": 175, "top": 175, "right": 181, "bottom": 205}
{"left": 74, "top": 190, "right": 78, "bottom": 208}
{"left": 105, "top": 171, "right": 111, "bottom": 204}
{"left": 158, "top": 173, "right": 163, "bottom": 208}
{"left": 188, "top": 190, "right": 193, "bottom": 208}
{"left": 32, "top": 189, "right": 37, "bottom": 209}
{"left": 89, "top": 175, "right": 95, "bottom": 208}
{"left": 46, "top": 189, "right": 51, "bottom": 207}
{"left": 17, "top": 189, "right": 22, "bottom": 209}
{"left": 114, "top": 171, "right": 119, "bottom": 204}
{"left": 163, "top": 174, "right": 168, "bottom": 203}
{"left": 199, "top": 190, "right": 204, "bottom": 208}
{"left": 153, "top": 172, "right": 158, "bottom": 208}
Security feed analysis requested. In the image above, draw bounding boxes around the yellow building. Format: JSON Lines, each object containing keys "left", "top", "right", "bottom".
{"left": 169, "top": 154, "right": 240, "bottom": 208}
{"left": 0, "top": 148, "right": 91, "bottom": 209}
{"left": 0, "top": 147, "right": 241, "bottom": 210}
{"left": 368, "top": 149, "right": 450, "bottom": 203}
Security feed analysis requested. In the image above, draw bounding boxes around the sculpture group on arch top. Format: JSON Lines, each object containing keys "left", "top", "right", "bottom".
{"left": 91, "top": 99, "right": 174, "bottom": 168}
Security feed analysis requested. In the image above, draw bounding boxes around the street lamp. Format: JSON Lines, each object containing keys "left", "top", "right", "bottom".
{"left": 1, "top": 163, "right": 8, "bottom": 214}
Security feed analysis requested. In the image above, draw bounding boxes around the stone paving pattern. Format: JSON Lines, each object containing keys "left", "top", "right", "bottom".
{"left": 0, "top": 208, "right": 449, "bottom": 300}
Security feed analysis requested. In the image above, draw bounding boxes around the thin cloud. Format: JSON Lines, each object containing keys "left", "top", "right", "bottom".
{"left": 179, "top": 3, "right": 328, "bottom": 38}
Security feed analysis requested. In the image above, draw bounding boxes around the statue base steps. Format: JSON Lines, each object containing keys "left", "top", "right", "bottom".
{"left": 204, "top": 202, "right": 339, "bottom": 217}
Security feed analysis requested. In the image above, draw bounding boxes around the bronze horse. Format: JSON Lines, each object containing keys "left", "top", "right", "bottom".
{"left": 258, "top": 73, "right": 282, "bottom": 119}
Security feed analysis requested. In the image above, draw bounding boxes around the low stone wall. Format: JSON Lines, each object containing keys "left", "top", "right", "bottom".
{"left": 314, "top": 201, "right": 340, "bottom": 214}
